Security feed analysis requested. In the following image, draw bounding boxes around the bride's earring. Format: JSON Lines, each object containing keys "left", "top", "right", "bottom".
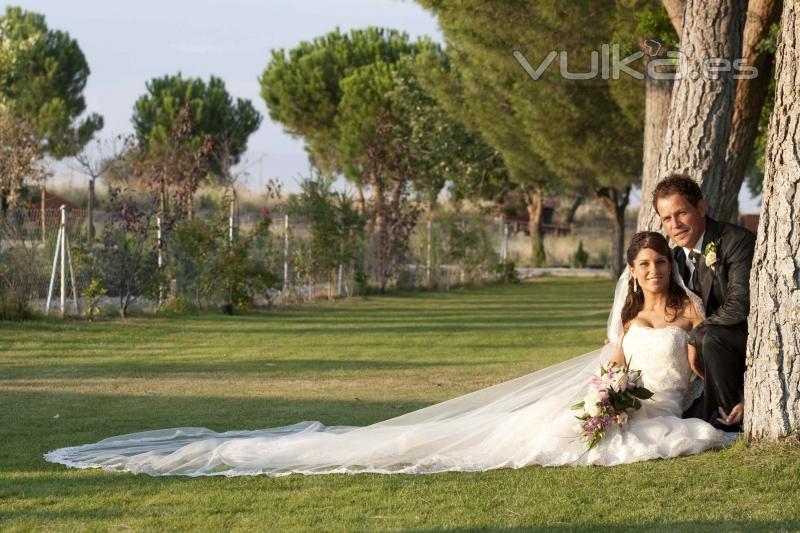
{"left": 633, "top": 278, "right": 638, "bottom": 293}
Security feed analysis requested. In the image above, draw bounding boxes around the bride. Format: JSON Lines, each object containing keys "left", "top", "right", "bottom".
{"left": 45, "top": 232, "right": 739, "bottom": 476}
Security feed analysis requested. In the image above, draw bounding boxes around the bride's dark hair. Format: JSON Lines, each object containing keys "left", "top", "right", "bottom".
{"left": 621, "top": 231, "right": 687, "bottom": 329}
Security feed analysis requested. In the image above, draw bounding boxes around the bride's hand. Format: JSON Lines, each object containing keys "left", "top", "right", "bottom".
{"left": 688, "top": 344, "right": 704, "bottom": 379}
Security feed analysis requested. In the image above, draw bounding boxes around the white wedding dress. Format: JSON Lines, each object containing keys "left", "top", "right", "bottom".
{"left": 44, "top": 270, "right": 738, "bottom": 476}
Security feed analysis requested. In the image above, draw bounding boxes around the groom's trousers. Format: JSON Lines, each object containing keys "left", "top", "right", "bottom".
{"left": 683, "top": 323, "right": 747, "bottom": 429}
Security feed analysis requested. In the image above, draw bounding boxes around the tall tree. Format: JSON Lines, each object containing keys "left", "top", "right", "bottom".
{"left": 133, "top": 74, "right": 261, "bottom": 187}
{"left": 416, "top": 2, "right": 559, "bottom": 265}
{"left": 631, "top": 4, "right": 681, "bottom": 230}
{"left": 262, "top": 29, "right": 502, "bottom": 284}
{"left": 743, "top": 0, "right": 800, "bottom": 442}
{"left": 260, "top": 28, "right": 415, "bottom": 185}
{"left": 419, "top": 1, "right": 644, "bottom": 272}
{"left": 0, "top": 6, "right": 102, "bottom": 158}
{"left": 132, "top": 104, "right": 213, "bottom": 222}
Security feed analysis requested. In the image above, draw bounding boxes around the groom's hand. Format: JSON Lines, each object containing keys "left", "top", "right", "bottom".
{"left": 688, "top": 344, "right": 704, "bottom": 379}
{"left": 717, "top": 404, "right": 744, "bottom": 426}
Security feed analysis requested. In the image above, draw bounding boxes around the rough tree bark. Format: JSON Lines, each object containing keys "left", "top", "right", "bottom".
{"left": 649, "top": 0, "right": 747, "bottom": 225}
{"left": 744, "top": 0, "right": 800, "bottom": 443}
{"left": 717, "top": 0, "right": 783, "bottom": 222}
{"left": 637, "top": 0, "right": 684, "bottom": 230}
{"left": 637, "top": 53, "right": 676, "bottom": 230}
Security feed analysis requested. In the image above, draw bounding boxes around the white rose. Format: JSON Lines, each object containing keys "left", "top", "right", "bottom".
{"left": 705, "top": 251, "right": 718, "bottom": 269}
{"left": 584, "top": 390, "right": 602, "bottom": 408}
{"left": 586, "top": 401, "right": 603, "bottom": 418}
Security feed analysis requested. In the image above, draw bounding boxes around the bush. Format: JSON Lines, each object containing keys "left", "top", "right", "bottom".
{"left": 494, "top": 260, "right": 520, "bottom": 284}
{"left": 0, "top": 290, "right": 33, "bottom": 320}
{"left": 353, "top": 270, "right": 369, "bottom": 297}
{"left": 572, "top": 240, "right": 589, "bottom": 268}
{"left": 97, "top": 190, "right": 160, "bottom": 318}
{"left": 438, "top": 210, "right": 498, "bottom": 283}
{"left": 159, "top": 295, "right": 198, "bottom": 314}
{"left": 168, "top": 203, "right": 280, "bottom": 310}
{"left": 287, "top": 177, "right": 365, "bottom": 292}
{"left": 81, "top": 276, "right": 106, "bottom": 322}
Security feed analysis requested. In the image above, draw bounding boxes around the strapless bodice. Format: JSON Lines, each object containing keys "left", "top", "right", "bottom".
{"left": 622, "top": 324, "right": 692, "bottom": 415}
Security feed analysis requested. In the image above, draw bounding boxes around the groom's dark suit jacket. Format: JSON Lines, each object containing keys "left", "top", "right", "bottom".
{"left": 672, "top": 216, "right": 756, "bottom": 347}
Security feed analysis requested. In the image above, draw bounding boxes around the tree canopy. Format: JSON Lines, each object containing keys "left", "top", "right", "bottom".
{"left": 132, "top": 74, "right": 261, "bottom": 179}
{"left": 0, "top": 6, "right": 102, "bottom": 158}
{"left": 417, "top": 0, "right": 645, "bottom": 270}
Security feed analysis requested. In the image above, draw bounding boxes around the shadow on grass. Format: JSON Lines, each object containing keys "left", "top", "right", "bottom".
{"left": 0, "top": 357, "right": 492, "bottom": 380}
{"left": 412, "top": 523, "right": 800, "bottom": 532}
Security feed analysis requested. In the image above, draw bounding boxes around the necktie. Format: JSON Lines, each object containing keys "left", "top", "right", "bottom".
{"left": 688, "top": 250, "right": 701, "bottom": 292}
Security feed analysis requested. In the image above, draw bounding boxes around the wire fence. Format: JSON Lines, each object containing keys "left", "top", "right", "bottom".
{"left": 1, "top": 203, "right": 614, "bottom": 319}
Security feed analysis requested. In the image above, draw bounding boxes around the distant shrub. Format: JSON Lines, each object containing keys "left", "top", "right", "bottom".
{"left": 494, "top": 260, "right": 520, "bottom": 284}
{"left": 572, "top": 240, "right": 589, "bottom": 268}
{"left": 168, "top": 201, "right": 280, "bottom": 310}
{"left": 81, "top": 276, "right": 107, "bottom": 322}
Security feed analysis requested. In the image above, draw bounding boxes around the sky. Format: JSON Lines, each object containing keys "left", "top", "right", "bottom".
{"left": 12, "top": 0, "right": 760, "bottom": 211}
{"left": 14, "top": 0, "right": 444, "bottom": 191}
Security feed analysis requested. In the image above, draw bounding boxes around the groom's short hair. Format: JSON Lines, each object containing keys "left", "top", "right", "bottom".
{"left": 652, "top": 174, "right": 704, "bottom": 212}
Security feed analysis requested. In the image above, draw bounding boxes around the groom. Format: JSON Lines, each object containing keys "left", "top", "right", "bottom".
{"left": 652, "top": 174, "right": 755, "bottom": 431}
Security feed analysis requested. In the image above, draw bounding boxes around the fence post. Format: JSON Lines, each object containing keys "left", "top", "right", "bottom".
{"left": 229, "top": 193, "right": 236, "bottom": 245}
{"left": 157, "top": 215, "right": 164, "bottom": 306}
{"left": 426, "top": 219, "right": 432, "bottom": 287}
{"left": 40, "top": 185, "right": 46, "bottom": 245}
{"left": 501, "top": 222, "right": 509, "bottom": 262}
{"left": 337, "top": 264, "right": 343, "bottom": 297}
{"left": 59, "top": 205, "right": 66, "bottom": 317}
{"left": 283, "top": 214, "right": 290, "bottom": 302}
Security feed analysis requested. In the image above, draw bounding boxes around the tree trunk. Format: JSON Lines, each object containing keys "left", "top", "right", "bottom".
{"left": 565, "top": 194, "right": 584, "bottom": 225}
{"left": 596, "top": 186, "right": 631, "bottom": 277}
{"left": 87, "top": 177, "right": 95, "bottom": 242}
{"left": 717, "top": 0, "right": 783, "bottom": 222}
{"left": 637, "top": 60, "right": 675, "bottom": 231}
{"left": 521, "top": 186, "right": 546, "bottom": 267}
{"left": 656, "top": 0, "right": 747, "bottom": 216}
{"left": 369, "top": 171, "right": 385, "bottom": 237}
{"left": 159, "top": 182, "right": 167, "bottom": 220}
{"left": 744, "top": 0, "right": 800, "bottom": 443}
{"left": 187, "top": 193, "right": 194, "bottom": 220}
{"left": 356, "top": 184, "right": 366, "bottom": 215}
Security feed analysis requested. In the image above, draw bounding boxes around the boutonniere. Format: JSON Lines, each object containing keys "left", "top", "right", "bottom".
{"left": 703, "top": 242, "right": 718, "bottom": 271}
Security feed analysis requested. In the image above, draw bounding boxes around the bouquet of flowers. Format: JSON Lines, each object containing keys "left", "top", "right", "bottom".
{"left": 571, "top": 361, "right": 653, "bottom": 450}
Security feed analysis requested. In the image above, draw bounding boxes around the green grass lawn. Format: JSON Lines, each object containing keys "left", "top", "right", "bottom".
{"left": 2, "top": 278, "right": 799, "bottom": 532}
